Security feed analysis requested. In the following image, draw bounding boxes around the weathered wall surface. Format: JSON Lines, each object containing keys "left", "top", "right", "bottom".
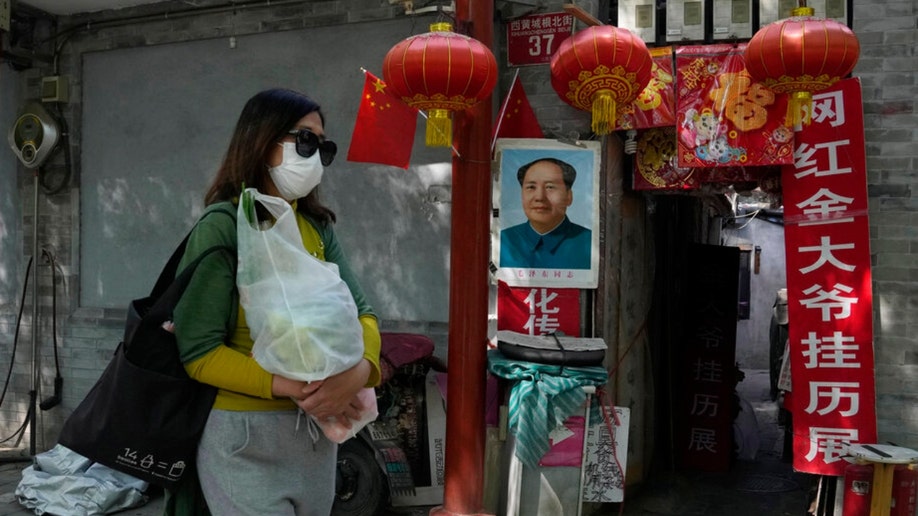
{"left": 1, "top": 0, "right": 916, "bottom": 462}
{"left": 853, "top": 0, "right": 918, "bottom": 448}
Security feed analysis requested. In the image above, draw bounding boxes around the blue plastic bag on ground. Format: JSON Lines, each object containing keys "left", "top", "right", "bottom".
{"left": 15, "top": 444, "right": 148, "bottom": 515}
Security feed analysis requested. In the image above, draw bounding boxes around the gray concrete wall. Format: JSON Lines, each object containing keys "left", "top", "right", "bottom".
{"left": 0, "top": 0, "right": 464, "bottom": 453}
{"left": 0, "top": 68, "right": 23, "bottom": 310}
{"left": 724, "top": 216, "right": 787, "bottom": 370}
{"left": 853, "top": 0, "right": 918, "bottom": 450}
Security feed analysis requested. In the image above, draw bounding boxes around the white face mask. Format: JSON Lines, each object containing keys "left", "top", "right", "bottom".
{"left": 268, "top": 142, "right": 324, "bottom": 201}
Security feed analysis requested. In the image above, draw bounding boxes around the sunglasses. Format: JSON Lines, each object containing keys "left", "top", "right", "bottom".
{"left": 287, "top": 129, "right": 337, "bottom": 166}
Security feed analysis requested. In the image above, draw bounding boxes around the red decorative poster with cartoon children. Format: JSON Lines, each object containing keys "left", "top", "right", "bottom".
{"left": 675, "top": 44, "right": 794, "bottom": 169}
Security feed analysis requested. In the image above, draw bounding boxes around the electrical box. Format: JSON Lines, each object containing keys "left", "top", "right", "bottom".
{"left": 8, "top": 101, "right": 60, "bottom": 169}
{"left": 41, "top": 76, "right": 69, "bottom": 103}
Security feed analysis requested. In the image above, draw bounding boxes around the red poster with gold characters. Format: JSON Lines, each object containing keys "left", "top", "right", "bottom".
{"left": 631, "top": 127, "right": 777, "bottom": 191}
{"left": 675, "top": 44, "right": 794, "bottom": 169}
{"left": 632, "top": 127, "right": 699, "bottom": 191}
{"left": 616, "top": 47, "right": 676, "bottom": 131}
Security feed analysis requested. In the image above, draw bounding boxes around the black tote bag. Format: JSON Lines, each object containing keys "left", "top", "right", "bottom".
{"left": 59, "top": 210, "right": 234, "bottom": 489}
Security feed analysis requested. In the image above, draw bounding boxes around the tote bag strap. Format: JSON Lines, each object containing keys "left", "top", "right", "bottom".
{"left": 148, "top": 243, "right": 234, "bottom": 317}
{"left": 148, "top": 207, "right": 235, "bottom": 300}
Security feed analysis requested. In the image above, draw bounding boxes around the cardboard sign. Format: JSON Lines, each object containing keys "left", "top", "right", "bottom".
{"left": 537, "top": 404, "right": 631, "bottom": 504}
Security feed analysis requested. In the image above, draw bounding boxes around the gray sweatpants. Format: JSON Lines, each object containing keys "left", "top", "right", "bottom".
{"left": 197, "top": 409, "right": 336, "bottom": 515}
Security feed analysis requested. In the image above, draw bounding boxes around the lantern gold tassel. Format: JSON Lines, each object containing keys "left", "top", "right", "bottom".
{"left": 787, "top": 91, "right": 814, "bottom": 129}
{"left": 425, "top": 109, "right": 453, "bottom": 147}
{"left": 591, "top": 92, "right": 616, "bottom": 135}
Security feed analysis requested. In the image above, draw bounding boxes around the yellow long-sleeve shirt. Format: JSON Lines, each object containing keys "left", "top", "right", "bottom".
{"left": 174, "top": 201, "right": 381, "bottom": 411}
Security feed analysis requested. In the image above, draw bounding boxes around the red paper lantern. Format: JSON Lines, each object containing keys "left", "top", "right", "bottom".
{"left": 382, "top": 22, "right": 497, "bottom": 147}
{"left": 549, "top": 26, "right": 653, "bottom": 136}
{"left": 744, "top": 6, "right": 859, "bottom": 127}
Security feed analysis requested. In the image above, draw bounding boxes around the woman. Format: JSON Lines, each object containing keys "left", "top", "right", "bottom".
{"left": 170, "top": 88, "right": 381, "bottom": 515}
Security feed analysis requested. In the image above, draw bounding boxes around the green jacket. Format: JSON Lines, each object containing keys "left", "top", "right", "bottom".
{"left": 166, "top": 200, "right": 380, "bottom": 515}
{"left": 174, "top": 200, "right": 378, "bottom": 363}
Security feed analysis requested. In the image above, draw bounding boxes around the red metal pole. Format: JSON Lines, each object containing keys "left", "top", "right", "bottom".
{"left": 430, "top": 0, "right": 494, "bottom": 514}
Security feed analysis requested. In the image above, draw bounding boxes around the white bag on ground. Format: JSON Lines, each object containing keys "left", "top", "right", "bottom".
{"left": 236, "top": 188, "right": 364, "bottom": 382}
{"left": 15, "top": 444, "right": 148, "bottom": 515}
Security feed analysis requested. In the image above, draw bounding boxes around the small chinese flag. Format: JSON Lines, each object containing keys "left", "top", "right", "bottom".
{"left": 347, "top": 71, "right": 418, "bottom": 169}
{"left": 491, "top": 72, "right": 544, "bottom": 148}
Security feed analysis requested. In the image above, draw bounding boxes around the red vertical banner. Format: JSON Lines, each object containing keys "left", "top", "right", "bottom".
{"left": 496, "top": 280, "right": 580, "bottom": 337}
{"left": 782, "top": 78, "right": 877, "bottom": 476}
{"left": 677, "top": 244, "right": 739, "bottom": 472}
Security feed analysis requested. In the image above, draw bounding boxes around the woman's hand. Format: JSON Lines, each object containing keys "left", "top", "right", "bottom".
{"left": 271, "top": 375, "right": 310, "bottom": 400}
{"left": 293, "top": 359, "right": 371, "bottom": 426}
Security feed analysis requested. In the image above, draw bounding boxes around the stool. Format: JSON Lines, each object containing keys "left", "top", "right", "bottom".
{"left": 504, "top": 386, "right": 596, "bottom": 516}
{"left": 847, "top": 443, "right": 918, "bottom": 515}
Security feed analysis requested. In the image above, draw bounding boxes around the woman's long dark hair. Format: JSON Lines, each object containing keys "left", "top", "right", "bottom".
{"left": 204, "top": 88, "right": 336, "bottom": 224}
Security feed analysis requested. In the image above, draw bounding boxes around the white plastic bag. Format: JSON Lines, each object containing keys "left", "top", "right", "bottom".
{"left": 313, "top": 387, "right": 379, "bottom": 443}
{"left": 236, "top": 188, "right": 364, "bottom": 382}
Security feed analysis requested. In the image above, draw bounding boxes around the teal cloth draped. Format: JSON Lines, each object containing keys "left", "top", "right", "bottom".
{"left": 487, "top": 349, "right": 608, "bottom": 467}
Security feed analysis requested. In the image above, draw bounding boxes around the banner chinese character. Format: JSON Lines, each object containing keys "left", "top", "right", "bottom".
{"left": 676, "top": 244, "right": 739, "bottom": 472}
{"left": 496, "top": 281, "right": 580, "bottom": 337}
{"left": 782, "top": 78, "right": 877, "bottom": 476}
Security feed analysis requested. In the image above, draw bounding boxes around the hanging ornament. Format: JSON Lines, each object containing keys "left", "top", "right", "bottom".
{"left": 549, "top": 26, "right": 653, "bottom": 136}
{"left": 382, "top": 22, "right": 497, "bottom": 147}
{"left": 744, "top": 5, "right": 859, "bottom": 127}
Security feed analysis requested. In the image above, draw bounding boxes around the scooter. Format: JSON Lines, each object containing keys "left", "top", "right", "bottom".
{"left": 332, "top": 332, "right": 447, "bottom": 516}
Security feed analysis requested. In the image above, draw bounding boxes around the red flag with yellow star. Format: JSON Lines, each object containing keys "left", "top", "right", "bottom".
{"left": 347, "top": 71, "right": 418, "bottom": 169}
{"left": 491, "top": 72, "right": 544, "bottom": 150}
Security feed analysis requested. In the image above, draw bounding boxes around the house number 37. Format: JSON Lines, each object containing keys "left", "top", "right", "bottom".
{"left": 527, "top": 34, "right": 557, "bottom": 57}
